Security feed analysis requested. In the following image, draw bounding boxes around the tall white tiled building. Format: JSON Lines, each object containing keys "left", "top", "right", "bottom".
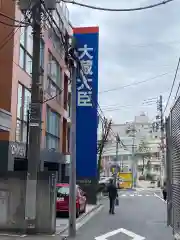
{"left": 101, "top": 113, "right": 161, "bottom": 177}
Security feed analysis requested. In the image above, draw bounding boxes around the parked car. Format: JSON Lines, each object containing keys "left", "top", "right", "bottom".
{"left": 56, "top": 183, "right": 87, "bottom": 218}
{"left": 150, "top": 180, "right": 156, "bottom": 188}
{"left": 99, "top": 177, "right": 113, "bottom": 185}
{"left": 117, "top": 178, "right": 123, "bottom": 189}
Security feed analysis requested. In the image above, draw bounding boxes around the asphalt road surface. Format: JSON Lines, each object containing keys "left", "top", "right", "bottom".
{"left": 71, "top": 189, "right": 172, "bottom": 240}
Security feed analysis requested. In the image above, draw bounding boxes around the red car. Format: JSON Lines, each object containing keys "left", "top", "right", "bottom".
{"left": 56, "top": 183, "right": 87, "bottom": 218}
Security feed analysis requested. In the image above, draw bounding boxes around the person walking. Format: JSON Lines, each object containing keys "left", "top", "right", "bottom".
{"left": 162, "top": 181, "right": 167, "bottom": 201}
{"left": 107, "top": 179, "right": 118, "bottom": 214}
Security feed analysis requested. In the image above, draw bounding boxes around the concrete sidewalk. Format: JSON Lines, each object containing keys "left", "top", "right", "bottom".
{"left": 56, "top": 204, "right": 101, "bottom": 234}
{"left": 0, "top": 203, "right": 103, "bottom": 239}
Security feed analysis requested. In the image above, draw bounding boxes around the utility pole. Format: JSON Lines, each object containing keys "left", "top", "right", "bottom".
{"left": 68, "top": 54, "right": 77, "bottom": 238}
{"left": 24, "top": 1, "right": 41, "bottom": 231}
{"left": 25, "top": 109, "right": 30, "bottom": 160}
{"left": 114, "top": 134, "right": 119, "bottom": 186}
{"left": 130, "top": 125, "right": 136, "bottom": 188}
{"left": 97, "top": 118, "right": 112, "bottom": 180}
{"left": 132, "top": 133, "right": 135, "bottom": 187}
{"left": 159, "top": 95, "right": 165, "bottom": 185}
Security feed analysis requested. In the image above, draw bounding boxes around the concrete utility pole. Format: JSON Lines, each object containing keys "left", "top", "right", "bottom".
{"left": 25, "top": 1, "right": 41, "bottom": 231}
{"left": 131, "top": 134, "right": 136, "bottom": 188}
{"left": 25, "top": 109, "right": 30, "bottom": 160}
{"left": 159, "top": 95, "right": 165, "bottom": 185}
{"left": 69, "top": 56, "right": 77, "bottom": 238}
{"left": 131, "top": 125, "right": 136, "bottom": 188}
{"left": 114, "top": 134, "right": 119, "bottom": 186}
{"left": 97, "top": 118, "right": 112, "bottom": 180}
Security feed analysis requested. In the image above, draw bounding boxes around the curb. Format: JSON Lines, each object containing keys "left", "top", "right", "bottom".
{"left": 119, "top": 188, "right": 136, "bottom": 191}
{"left": 57, "top": 203, "right": 103, "bottom": 235}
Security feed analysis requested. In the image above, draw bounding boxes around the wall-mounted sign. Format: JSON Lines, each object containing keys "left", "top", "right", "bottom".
{"left": 10, "top": 142, "right": 26, "bottom": 158}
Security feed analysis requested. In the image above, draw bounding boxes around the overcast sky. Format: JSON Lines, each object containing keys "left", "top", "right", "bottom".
{"left": 66, "top": 0, "right": 180, "bottom": 124}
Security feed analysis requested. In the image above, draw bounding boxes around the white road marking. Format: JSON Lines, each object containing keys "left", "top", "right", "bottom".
{"left": 95, "top": 227, "right": 145, "bottom": 240}
{"left": 136, "top": 188, "right": 144, "bottom": 192}
{"left": 58, "top": 205, "right": 104, "bottom": 236}
{"left": 0, "top": 233, "right": 27, "bottom": 237}
{"left": 119, "top": 193, "right": 155, "bottom": 197}
{"left": 154, "top": 193, "right": 166, "bottom": 203}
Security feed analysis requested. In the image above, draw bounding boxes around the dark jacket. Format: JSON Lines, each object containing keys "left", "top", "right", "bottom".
{"left": 107, "top": 183, "right": 118, "bottom": 199}
{"left": 162, "top": 182, "right": 167, "bottom": 192}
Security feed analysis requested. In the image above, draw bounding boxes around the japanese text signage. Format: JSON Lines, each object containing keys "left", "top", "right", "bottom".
{"left": 74, "top": 27, "right": 99, "bottom": 178}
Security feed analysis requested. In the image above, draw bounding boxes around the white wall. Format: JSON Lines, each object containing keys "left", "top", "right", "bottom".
{"left": 102, "top": 113, "right": 161, "bottom": 175}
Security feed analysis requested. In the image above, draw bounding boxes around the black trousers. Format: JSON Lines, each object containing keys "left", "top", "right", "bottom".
{"left": 163, "top": 190, "right": 167, "bottom": 201}
{"left": 109, "top": 198, "right": 115, "bottom": 213}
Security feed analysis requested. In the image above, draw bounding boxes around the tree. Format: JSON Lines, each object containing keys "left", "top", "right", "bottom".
{"left": 97, "top": 118, "right": 112, "bottom": 180}
{"left": 138, "top": 140, "right": 152, "bottom": 175}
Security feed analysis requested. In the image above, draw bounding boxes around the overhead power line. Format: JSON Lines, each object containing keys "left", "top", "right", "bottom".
{"left": 0, "top": 20, "right": 28, "bottom": 27}
{"left": 99, "top": 71, "right": 172, "bottom": 94}
{"left": 102, "top": 102, "right": 156, "bottom": 112}
{"left": 0, "top": 2, "right": 32, "bottom": 53}
{"left": 163, "top": 57, "right": 180, "bottom": 114}
{"left": 0, "top": 11, "right": 29, "bottom": 24}
{"left": 63, "top": 0, "right": 175, "bottom": 12}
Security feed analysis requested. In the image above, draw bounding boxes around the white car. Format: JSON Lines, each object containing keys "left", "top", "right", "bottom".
{"left": 99, "top": 177, "right": 113, "bottom": 185}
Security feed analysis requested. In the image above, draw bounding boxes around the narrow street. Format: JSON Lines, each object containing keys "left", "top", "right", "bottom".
{"left": 68, "top": 189, "right": 172, "bottom": 240}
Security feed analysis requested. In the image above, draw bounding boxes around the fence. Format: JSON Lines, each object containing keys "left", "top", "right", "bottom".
{"left": 166, "top": 96, "right": 180, "bottom": 239}
{"left": 165, "top": 115, "right": 172, "bottom": 228}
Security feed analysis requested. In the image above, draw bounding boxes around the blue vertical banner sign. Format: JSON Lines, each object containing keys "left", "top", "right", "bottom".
{"left": 74, "top": 27, "right": 99, "bottom": 181}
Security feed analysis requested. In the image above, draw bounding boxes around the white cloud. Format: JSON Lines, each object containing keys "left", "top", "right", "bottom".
{"left": 67, "top": 0, "right": 180, "bottom": 123}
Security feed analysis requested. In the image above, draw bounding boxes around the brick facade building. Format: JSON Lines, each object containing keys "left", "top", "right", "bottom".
{"left": 0, "top": 0, "right": 71, "bottom": 180}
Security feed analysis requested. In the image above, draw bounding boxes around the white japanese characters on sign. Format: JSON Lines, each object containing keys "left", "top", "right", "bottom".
{"left": 81, "top": 60, "right": 93, "bottom": 75}
{"left": 77, "top": 73, "right": 92, "bottom": 91}
{"left": 78, "top": 44, "right": 93, "bottom": 60}
{"left": 78, "top": 91, "right": 92, "bottom": 107}
{"left": 77, "top": 44, "right": 94, "bottom": 107}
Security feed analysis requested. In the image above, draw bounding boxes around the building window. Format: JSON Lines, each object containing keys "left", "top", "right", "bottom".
{"left": 17, "top": 84, "right": 23, "bottom": 119}
{"left": 16, "top": 83, "right": 31, "bottom": 143}
{"left": 48, "top": 52, "right": 61, "bottom": 87}
{"left": 47, "top": 77, "right": 61, "bottom": 102}
{"left": 68, "top": 92, "right": 71, "bottom": 118}
{"left": 46, "top": 106, "right": 60, "bottom": 150}
{"left": 67, "top": 126, "right": 70, "bottom": 152}
{"left": 19, "top": 45, "right": 32, "bottom": 75}
{"left": 26, "top": 26, "right": 33, "bottom": 55}
{"left": 19, "top": 24, "right": 44, "bottom": 75}
{"left": 20, "top": 25, "right": 25, "bottom": 46}
{"left": 19, "top": 46, "right": 25, "bottom": 69}
{"left": 40, "top": 40, "right": 45, "bottom": 69}
{"left": 25, "top": 54, "right": 32, "bottom": 75}
{"left": 47, "top": 52, "right": 62, "bottom": 102}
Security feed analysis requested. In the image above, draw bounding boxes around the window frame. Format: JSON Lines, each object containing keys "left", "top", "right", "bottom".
{"left": 19, "top": 26, "right": 44, "bottom": 75}
{"left": 46, "top": 106, "right": 60, "bottom": 150}
{"left": 16, "top": 83, "right": 31, "bottom": 143}
{"left": 19, "top": 44, "right": 32, "bottom": 76}
{"left": 47, "top": 77, "right": 61, "bottom": 103}
{"left": 48, "top": 51, "right": 62, "bottom": 88}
